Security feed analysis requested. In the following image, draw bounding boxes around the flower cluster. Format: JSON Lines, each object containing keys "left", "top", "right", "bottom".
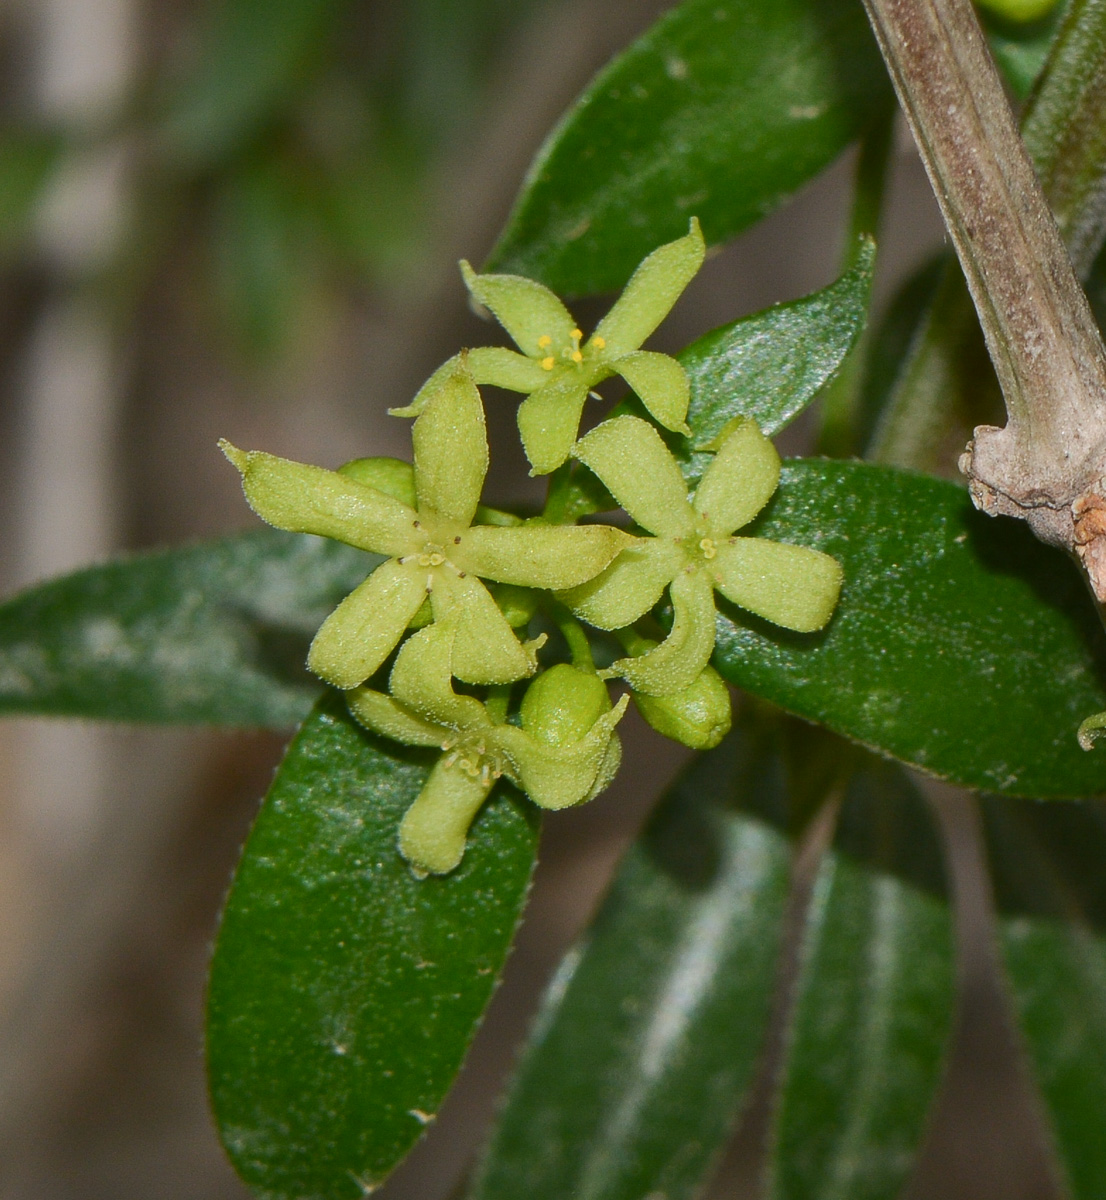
{"left": 223, "top": 221, "right": 843, "bottom": 875}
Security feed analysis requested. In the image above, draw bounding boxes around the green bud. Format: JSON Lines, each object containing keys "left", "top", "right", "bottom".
{"left": 976, "top": 0, "right": 1059, "bottom": 21}
{"left": 521, "top": 663, "right": 610, "bottom": 746}
{"left": 398, "top": 756, "right": 495, "bottom": 876}
{"left": 489, "top": 582, "right": 539, "bottom": 628}
{"left": 338, "top": 456, "right": 416, "bottom": 507}
{"left": 633, "top": 665, "right": 732, "bottom": 749}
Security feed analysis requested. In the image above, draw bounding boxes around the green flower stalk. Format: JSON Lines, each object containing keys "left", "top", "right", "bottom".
{"left": 560, "top": 414, "right": 843, "bottom": 695}
{"left": 394, "top": 219, "right": 706, "bottom": 475}
{"left": 221, "top": 362, "right": 633, "bottom": 690}
{"left": 348, "top": 619, "right": 628, "bottom": 874}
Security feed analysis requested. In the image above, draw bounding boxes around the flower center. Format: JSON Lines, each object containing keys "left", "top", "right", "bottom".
{"left": 402, "top": 521, "right": 466, "bottom": 589}
{"left": 536, "top": 329, "right": 606, "bottom": 371}
{"left": 440, "top": 733, "right": 506, "bottom": 787}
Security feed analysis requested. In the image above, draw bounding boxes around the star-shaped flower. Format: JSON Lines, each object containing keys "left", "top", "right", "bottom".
{"left": 348, "top": 618, "right": 628, "bottom": 874}
{"left": 392, "top": 220, "right": 705, "bottom": 475}
{"left": 558, "top": 415, "right": 843, "bottom": 695}
{"left": 221, "top": 363, "right": 633, "bottom": 690}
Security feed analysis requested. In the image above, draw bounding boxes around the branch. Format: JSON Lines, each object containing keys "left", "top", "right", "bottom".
{"left": 861, "top": 0, "right": 1106, "bottom": 598}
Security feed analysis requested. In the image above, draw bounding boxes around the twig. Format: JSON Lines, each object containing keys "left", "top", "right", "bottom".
{"left": 861, "top": 0, "right": 1106, "bottom": 599}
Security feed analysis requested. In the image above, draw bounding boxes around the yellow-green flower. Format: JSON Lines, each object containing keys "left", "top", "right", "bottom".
{"left": 221, "top": 364, "right": 633, "bottom": 690}
{"left": 394, "top": 220, "right": 705, "bottom": 475}
{"left": 559, "top": 414, "right": 843, "bottom": 695}
{"left": 348, "top": 619, "right": 627, "bottom": 874}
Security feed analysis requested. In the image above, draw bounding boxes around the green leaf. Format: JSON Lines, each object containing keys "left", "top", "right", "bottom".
{"left": 0, "top": 529, "right": 370, "bottom": 725}
{"left": 768, "top": 762, "right": 955, "bottom": 1200}
{"left": 711, "top": 460, "right": 1106, "bottom": 797}
{"left": 679, "top": 240, "right": 875, "bottom": 453}
{"left": 487, "top": 0, "right": 891, "bottom": 294}
{"left": 981, "top": 795, "right": 1106, "bottom": 1200}
{"left": 984, "top": 2, "right": 1067, "bottom": 102}
{"left": 208, "top": 693, "right": 538, "bottom": 1198}
{"left": 0, "top": 129, "right": 65, "bottom": 252}
{"left": 468, "top": 725, "right": 792, "bottom": 1200}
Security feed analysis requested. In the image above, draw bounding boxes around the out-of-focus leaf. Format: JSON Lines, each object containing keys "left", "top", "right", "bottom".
{"left": 710, "top": 460, "right": 1106, "bottom": 797}
{"left": 768, "top": 763, "right": 954, "bottom": 1200}
{"left": 677, "top": 240, "right": 874, "bottom": 458}
{"left": 982, "top": 796, "right": 1106, "bottom": 1199}
{"left": 487, "top": 0, "right": 891, "bottom": 294}
{"left": 983, "top": 2, "right": 1068, "bottom": 101}
{"left": 0, "top": 129, "right": 66, "bottom": 252}
{"left": 469, "top": 724, "right": 792, "bottom": 1200}
{"left": 160, "top": 0, "right": 347, "bottom": 167}
{"left": 208, "top": 693, "right": 538, "bottom": 1199}
{"left": 0, "top": 529, "right": 369, "bottom": 724}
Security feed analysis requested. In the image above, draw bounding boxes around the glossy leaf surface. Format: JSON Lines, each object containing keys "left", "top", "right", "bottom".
{"left": 487, "top": 0, "right": 890, "bottom": 294}
{"left": 712, "top": 460, "right": 1106, "bottom": 797}
{"left": 982, "top": 796, "right": 1106, "bottom": 1199}
{"left": 208, "top": 693, "right": 538, "bottom": 1199}
{"left": 769, "top": 764, "right": 954, "bottom": 1200}
{"left": 0, "top": 529, "right": 368, "bottom": 724}
{"left": 469, "top": 726, "right": 791, "bottom": 1200}
{"left": 679, "top": 241, "right": 874, "bottom": 452}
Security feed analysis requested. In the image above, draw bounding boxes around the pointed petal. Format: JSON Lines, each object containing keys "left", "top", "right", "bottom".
{"left": 338, "top": 456, "right": 416, "bottom": 507}
{"left": 388, "top": 619, "right": 487, "bottom": 727}
{"left": 461, "top": 260, "right": 576, "bottom": 356}
{"left": 573, "top": 415, "right": 693, "bottom": 536}
{"left": 307, "top": 559, "right": 426, "bottom": 689}
{"left": 592, "top": 217, "right": 705, "bottom": 356}
{"left": 557, "top": 539, "right": 683, "bottom": 630}
{"left": 712, "top": 538, "right": 843, "bottom": 632}
{"left": 615, "top": 350, "right": 690, "bottom": 433}
{"left": 398, "top": 757, "right": 495, "bottom": 875}
{"left": 461, "top": 522, "right": 633, "bottom": 590}
{"left": 346, "top": 687, "right": 444, "bottom": 747}
{"left": 693, "top": 418, "right": 780, "bottom": 535}
{"left": 468, "top": 345, "right": 551, "bottom": 392}
{"left": 607, "top": 569, "right": 717, "bottom": 695}
{"left": 497, "top": 695, "right": 629, "bottom": 811}
{"left": 412, "top": 366, "right": 488, "bottom": 524}
{"left": 220, "top": 441, "right": 416, "bottom": 556}
{"left": 517, "top": 375, "right": 592, "bottom": 475}
{"left": 433, "top": 574, "right": 538, "bottom": 685}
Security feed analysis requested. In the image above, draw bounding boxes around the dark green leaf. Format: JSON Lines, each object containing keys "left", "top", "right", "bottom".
{"left": 981, "top": 795, "right": 1106, "bottom": 1199}
{"left": 679, "top": 240, "right": 874, "bottom": 454}
{"left": 769, "top": 763, "right": 955, "bottom": 1200}
{"left": 0, "top": 129, "right": 66, "bottom": 252}
{"left": 487, "top": 0, "right": 891, "bottom": 294}
{"left": 0, "top": 529, "right": 369, "bottom": 724}
{"left": 712, "top": 460, "right": 1106, "bottom": 797}
{"left": 469, "top": 725, "right": 792, "bottom": 1200}
{"left": 208, "top": 693, "right": 538, "bottom": 1198}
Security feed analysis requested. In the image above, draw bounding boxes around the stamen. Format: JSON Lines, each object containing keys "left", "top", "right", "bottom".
{"left": 566, "top": 327, "right": 584, "bottom": 366}
{"left": 541, "top": 356, "right": 555, "bottom": 370}
{"left": 592, "top": 335, "right": 606, "bottom": 350}
{"left": 699, "top": 537, "right": 717, "bottom": 560}
{"left": 537, "top": 335, "right": 552, "bottom": 349}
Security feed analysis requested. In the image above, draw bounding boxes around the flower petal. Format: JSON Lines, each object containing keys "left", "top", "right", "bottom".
{"left": 517, "top": 375, "right": 592, "bottom": 475}
{"left": 592, "top": 217, "right": 705, "bottom": 356}
{"left": 389, "top": 619, "right": 488, "bottom": 727}
{"left": 220, "top": 441, "right": 416, "bottom": 556}
{"left": 615, "top": 350, "right": 691, "bottom": 433}
{"left": 307, "top": 558, "right": 427, "bottom": 689}
{"left": 398, "top": 757, "right": 495, "bottom": 875}
{"left": 345, "top": 687, "right": 444, "bottom": 747}
{"left": 460, "top": 261, "right": 577, "bottom": 357}
{"left": 712, "top": 537, "right": 843, "bottom": 632}
{"left": 391, "top": 348, "right": 549, "bottom": 418}
{"left": 433, "top": 573, "right": 538, "bottom": 685}
{"left": 573, "top": 415, "right": 693, "bottom": 536}
{"left": 460, "top": 522, "right": 633, "bottom": 590}
{"left": 606, "top": 569, "right": 717, "bottom": 695}
{"left": 496, "top": 695, "right": 629, "bottom": 810}
{"left": 693, "top": 418, "right": 780, "bottom": 535}
{"left": 557, "top": 539, "right": 683, "bottom": 630}
{"left": 412, "top": 365, "right": 488, "bottom": 524}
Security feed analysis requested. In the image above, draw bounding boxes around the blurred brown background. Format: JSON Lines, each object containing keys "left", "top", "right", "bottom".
{"left": 0, "top": 1, "right": 1063, "bottom": 1197}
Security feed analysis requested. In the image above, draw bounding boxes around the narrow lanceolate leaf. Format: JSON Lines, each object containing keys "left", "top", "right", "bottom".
{"left": 208, "top": 693, "right": 538, "bottom": 1200}
{"left": 981, "top": 796, "right": 1106, "bottom": 1200}
{"left": 679, "top": 239, "right": 875, "bottom": 454}
{"left": 712, "top": 460, "right": 1106, "bottom": 797}
{"left": 0, "top": 529, "right": 370, "bottom": 725}
{"left": 469, "top": 727, "right": 792, "bottom": 1200}
{"left": 487, "top": 0, "right": 890, "bottom": 294}
{"left": 769, "top": 763, "right": 954, "bottom": 1200}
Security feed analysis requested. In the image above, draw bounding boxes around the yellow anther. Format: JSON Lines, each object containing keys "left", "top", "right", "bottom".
{"left": 592, "top": 335, "right": 606, "bottom": 350}
{"left": 699, "top": 537, "right": 717, "bottom": 560}
{"left": 537, "top": 335, "right": 552, "bottom": 348}
{"left": 571, "top": 328, "right": 583, "bottom": 340}
{"left": 541, "top": 356, "right": 555, "bottom": 370}
{"left": 571, "top": 350, "right": 584, "bottom": 364}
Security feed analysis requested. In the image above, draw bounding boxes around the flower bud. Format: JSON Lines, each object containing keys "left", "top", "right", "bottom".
{"left": 337, "top": 456, "right": 416, "bottom": 506}
{"left": 633, "top": 664, "right": 732, "bottom": 749}
{"left": 398, "top": 757, "right": 495, "bottom": 876}
{"left": 520, "top": 663, "right": 610, "bottom": 746}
